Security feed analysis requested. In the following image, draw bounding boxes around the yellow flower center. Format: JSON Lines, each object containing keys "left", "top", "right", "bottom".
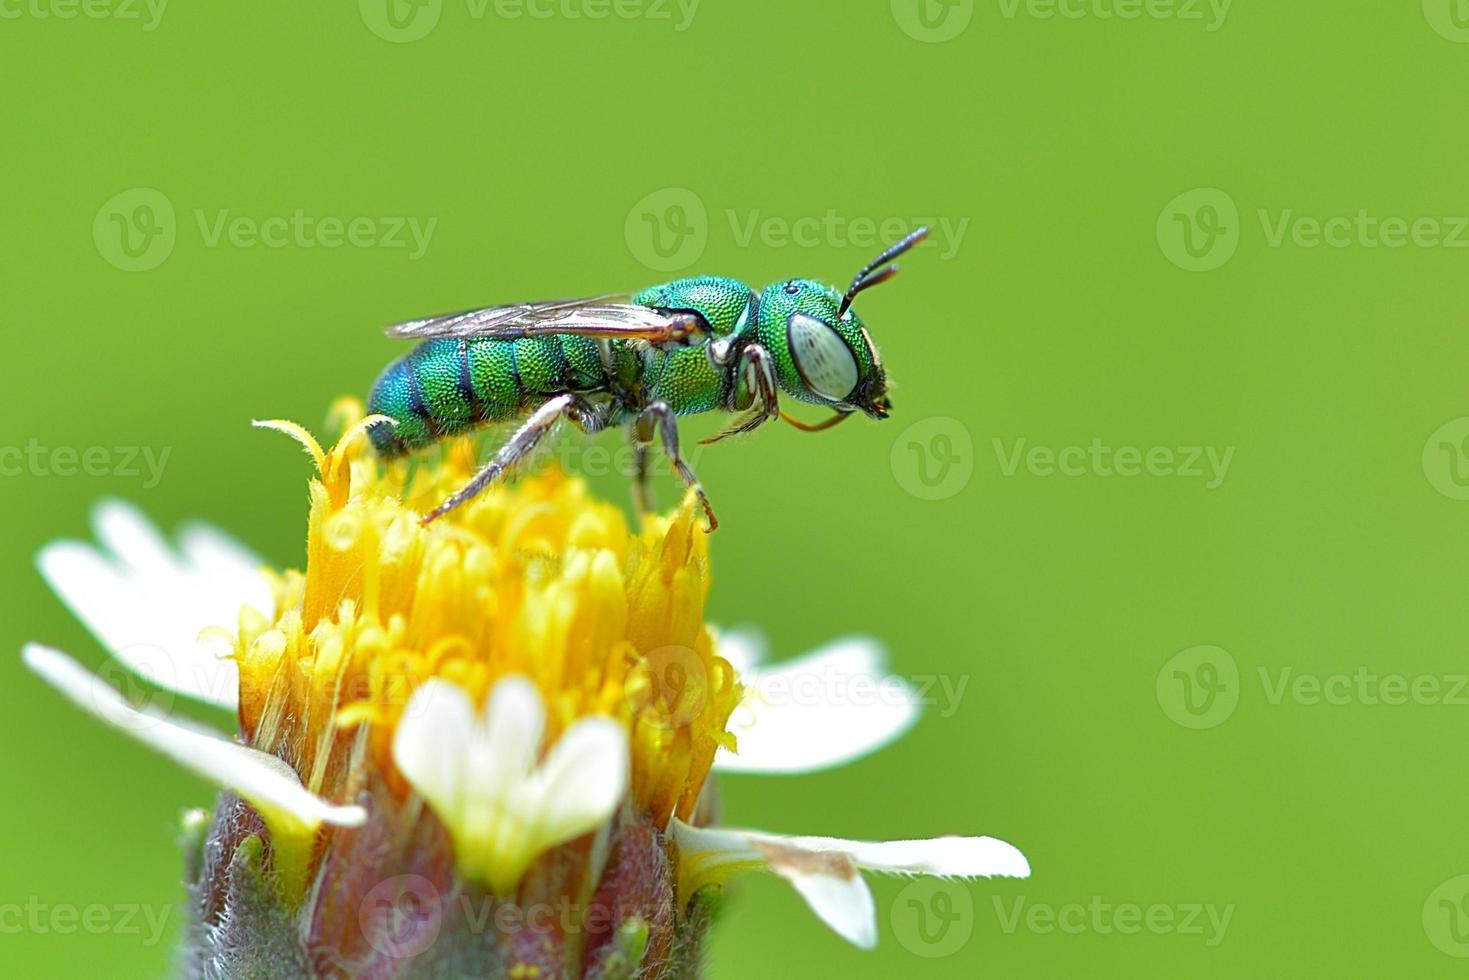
{"left": 234, "top": 401, "right": 741, "bottom": 842}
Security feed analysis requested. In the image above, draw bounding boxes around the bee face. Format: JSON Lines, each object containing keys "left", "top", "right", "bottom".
{"left": 751, "top": 229, "right": 925, "bottom": 420}
{"left": 757, "top": 280, "right": 889, "bottom": 415}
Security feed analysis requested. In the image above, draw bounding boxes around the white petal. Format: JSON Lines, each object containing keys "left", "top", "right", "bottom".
{"left": 36, "top": 500, "right": 273, "bottom": 710}
{"left": 393, "top": 679, "right": 477, "bottom": 821}
{"left": 476, "top": 675, "right": 546, "bottom": 800}
{"left": 714, "top": 627, "right": 767, "bottom": 675}
{"left": 785, "top": 863, "right": 877, "bottom": 949}
{"left": 715, "top": 636, "right": 919, "bottom": 774}
{"left": 392, "top": 675, "right": 628, "bottom": 893}
{"left": 670, "top": 819, "right": 1029, "bottom": 949}
{"left": 178, "top": 521, "right": 272, "bottom": 590}
{"left": 24, "top": 644, "right": 364, "bottom": 831}
{"left": 761, "top": 833, "right": 1031, "bottom": 879}
{"left": 95, "top": 498, "right": 177, "bottom": 577}
{"left": 526, "top": 717, "right": 629, "bottom": 849}
{"left": 671, "top": 820, "right": 876, "bottom": 947}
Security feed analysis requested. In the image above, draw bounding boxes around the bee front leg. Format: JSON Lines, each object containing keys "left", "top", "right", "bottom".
{"left": 637, "top": 402, "right": 717, "bottom": 532}
{"left": 702, "top": 344, "right": 779, "bottom": 446}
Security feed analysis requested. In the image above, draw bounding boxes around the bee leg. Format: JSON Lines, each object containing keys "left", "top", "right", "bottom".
{"left": 637, "top": 401, "right": 717, "bottom": 532}
{"left": 630, "top": 427, "right": 656, "bottom": 517}
{"left": 422, "top": 394, "right": 578, "bottom": 526}
{"left": 702, "top": 345, "right": 780, "bottom": 446}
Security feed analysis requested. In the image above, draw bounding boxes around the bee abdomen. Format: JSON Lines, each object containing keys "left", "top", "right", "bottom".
{"left": 367, "top": 339, "right": 474, "bottom": 457}
{"left": 368, "top": 336, "right": 611, "bottom": 459}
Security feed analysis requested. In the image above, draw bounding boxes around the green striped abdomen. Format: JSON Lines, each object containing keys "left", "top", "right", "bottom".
{"left": 367, "top": 335, "right": 609, "bottom": 457}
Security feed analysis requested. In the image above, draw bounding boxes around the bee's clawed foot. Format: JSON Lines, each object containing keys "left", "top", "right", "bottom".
{"left": 696, "top": 493, "right": 718, "bottom": 533}
{"left": 421, "top": 492, "right": 468, "bottom": 526}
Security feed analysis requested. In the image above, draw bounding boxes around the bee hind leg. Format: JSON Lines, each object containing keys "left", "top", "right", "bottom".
{"left": 637, "top": 401, "right": 717, "bottom": 533}
{"left": 422, "top": 394, "right": 587, "bottom": 526}
{"left": 630, "top": 428, "right": 656, "bottom": 517}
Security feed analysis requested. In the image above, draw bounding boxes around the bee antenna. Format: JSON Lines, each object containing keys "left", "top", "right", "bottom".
{"left": 838, "top": 226, "right": 930, "bottom": 317}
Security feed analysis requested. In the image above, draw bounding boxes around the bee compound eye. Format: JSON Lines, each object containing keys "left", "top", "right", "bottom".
{"left": 787, "top": 312, "right": 859, "bottom": 402}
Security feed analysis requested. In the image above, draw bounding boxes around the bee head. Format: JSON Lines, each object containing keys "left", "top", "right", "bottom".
{"left": 754, "top": 227, "right": 926, "bottom": 420}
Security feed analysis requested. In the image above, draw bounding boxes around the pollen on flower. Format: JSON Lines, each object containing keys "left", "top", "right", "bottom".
{"left": 236, "top": 400, "right": 741, "bottom": 892}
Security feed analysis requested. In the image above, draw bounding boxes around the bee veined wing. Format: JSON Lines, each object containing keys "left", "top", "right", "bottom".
{"left": 383, "top": 295, "right": 697, "bottom": 343}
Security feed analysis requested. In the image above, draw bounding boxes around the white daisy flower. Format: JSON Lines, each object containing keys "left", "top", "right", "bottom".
{"left": 23, "top": 404, "right": 1028, "bottom": 977}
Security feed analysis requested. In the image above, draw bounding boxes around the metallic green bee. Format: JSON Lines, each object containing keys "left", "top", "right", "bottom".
{"left": 367, "top": 227, "right": 929, "bottom": 529}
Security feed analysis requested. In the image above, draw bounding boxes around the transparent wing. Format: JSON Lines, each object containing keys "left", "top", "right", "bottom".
{"left": 384, "top": 295, "right": 697, "bottom": 343}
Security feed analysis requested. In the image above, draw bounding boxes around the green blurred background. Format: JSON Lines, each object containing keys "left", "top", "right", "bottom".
{"left": 4, "top": 1, "right": 1469, "bottom": 975}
